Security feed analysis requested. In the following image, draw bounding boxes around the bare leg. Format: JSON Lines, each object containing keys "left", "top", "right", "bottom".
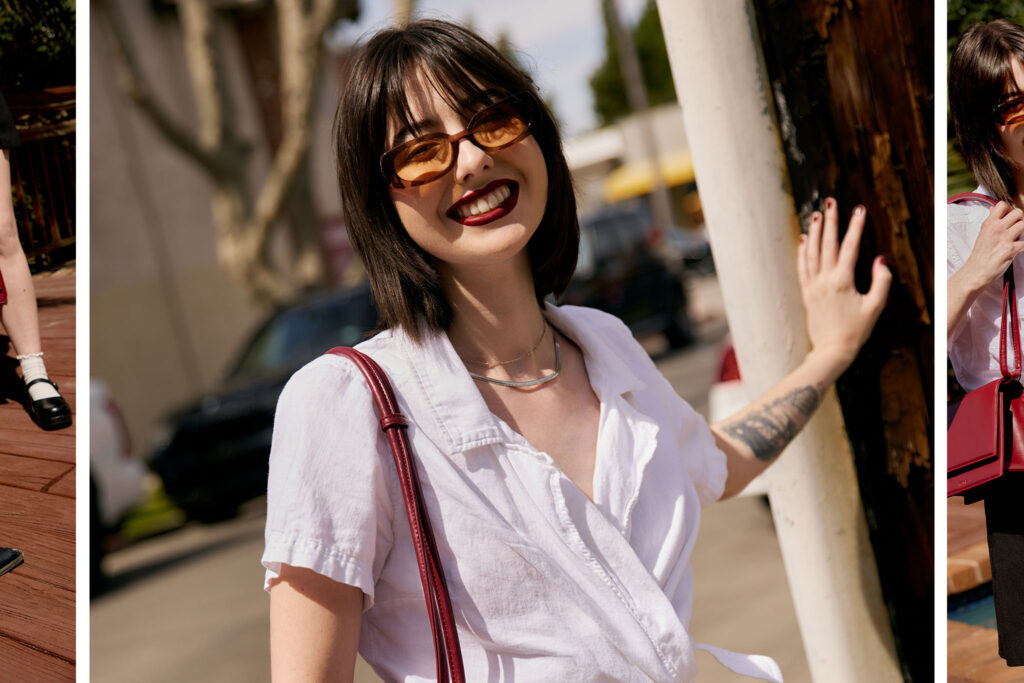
{"left": 0, "top": 150, "right": 42, "bottom": 356}
{"left": 0, "top": 149, "right": 69, "bottom": 429}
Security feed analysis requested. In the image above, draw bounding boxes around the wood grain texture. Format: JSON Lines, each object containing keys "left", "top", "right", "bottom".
{"left": 0, "top": 573, "right": 74, "bottom": 662}
{"left": 948, "top": 620, "right": 1020, "bottom": 682}
{"left": 0, "top": 634, "right": 75, "bottom": 681}
{"left": 0, "top": 453, "right": 70, "bottom": 491}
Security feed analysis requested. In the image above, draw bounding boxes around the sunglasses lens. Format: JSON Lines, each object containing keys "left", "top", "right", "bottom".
{"left": 1007, "top": 102, "right": 1024, "bottom": 125}
{"left": 393, "top": 138, "right": 452, "bottom": 183}
{"left": 471, "top": 102, "right": 529, "bottom": 147}
{"left": 998, "top": 96, "right": 1024, "bottom": 125}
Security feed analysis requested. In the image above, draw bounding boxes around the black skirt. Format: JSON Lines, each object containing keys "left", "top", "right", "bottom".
{"left": 0, "top": 90, "right": 21, "bottom": 149}
{"left": 984, "top": 474, "right": 1024, "bottom": 666}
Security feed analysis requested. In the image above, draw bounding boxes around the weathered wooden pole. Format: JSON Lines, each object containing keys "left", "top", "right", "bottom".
{"left": 752, "top": 2, "right": 933, "bottom": 681}
{"left": 655, "top": 1, "right": 905, "bottom": 681}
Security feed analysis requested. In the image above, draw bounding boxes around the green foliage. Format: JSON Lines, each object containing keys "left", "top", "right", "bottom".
{"left": 948, "top": 139, "right": 978, "bottom": 197}
{"left": 948, "top": 0, "right": 1024, "bottom": 51}
{"left": 589, "top": 0, "right": 676, "bottom": 128}
{"left": 0, "top": 0, "right": 75, "bottom": 92}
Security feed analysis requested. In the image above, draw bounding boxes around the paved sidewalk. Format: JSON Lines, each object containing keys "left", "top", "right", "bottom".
{"left": 0, "top": 268, "right": 75, "bottom": 681}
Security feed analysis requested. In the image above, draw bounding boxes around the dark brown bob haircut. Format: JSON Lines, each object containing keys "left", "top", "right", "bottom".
{"left": 334, "top": 19, "right": 579, "bottom": 341}
{"left": 950, "top": 19, "right": 1024, "bottom": 202}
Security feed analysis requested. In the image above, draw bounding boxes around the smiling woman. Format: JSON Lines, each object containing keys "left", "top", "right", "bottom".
{"left": 262, "top": 18, "right": 889, "bottom": 683}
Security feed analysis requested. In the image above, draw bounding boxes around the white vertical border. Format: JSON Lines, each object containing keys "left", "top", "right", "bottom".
{"left": 76, "top": 0, "right": 90, "bottom": 679}
{"left": 935, "top": 0, "right": 948, "bottom": 680}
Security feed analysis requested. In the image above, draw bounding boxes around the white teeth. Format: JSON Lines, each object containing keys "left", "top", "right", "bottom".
{"left": 456, "top": 184, "right": 513, "bottom": 218}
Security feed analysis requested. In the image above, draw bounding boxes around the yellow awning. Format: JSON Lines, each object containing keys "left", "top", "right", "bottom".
{"left": 601, "top": 150, "right": 696, "bottom": 203}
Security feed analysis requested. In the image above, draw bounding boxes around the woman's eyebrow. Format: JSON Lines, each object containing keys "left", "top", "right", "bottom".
{"left": 393, "top": 117, "right": 440, "bottom": 144}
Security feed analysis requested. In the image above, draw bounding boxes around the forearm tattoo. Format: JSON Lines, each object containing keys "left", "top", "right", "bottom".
{"left": 719, "top": 385, "right": 822, "bottom": 462}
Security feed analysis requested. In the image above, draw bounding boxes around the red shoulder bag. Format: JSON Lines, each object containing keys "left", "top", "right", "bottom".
{"left": 947, "top": 193, "right": 1024, "bottom": 497}
{"left": 324, "top": 346, "right": 466, "bottom": 682}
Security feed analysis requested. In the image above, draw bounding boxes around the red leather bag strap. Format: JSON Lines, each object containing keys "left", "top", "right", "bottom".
{"left": 1002, "top": 269, "right": 1022, "bottom": 380}
{"left": 948, "top": 192, "right": 998, "bottom": 205}
{"left": 947, "top": 193, "right": 1023, "bottom": 379}
{"left": 325, "top": 346, "right": 465, "bottom": 683}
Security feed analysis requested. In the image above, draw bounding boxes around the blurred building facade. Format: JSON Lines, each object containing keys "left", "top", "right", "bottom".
{"left": 565, "top": 102, "right": 699, "bottom": 227}
{"left": 90, "top": 0, "right": 345, "bottom": 449}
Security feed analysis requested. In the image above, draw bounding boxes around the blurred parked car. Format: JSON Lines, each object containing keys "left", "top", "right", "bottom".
{"left": 150, "top": 284, "right": 378, "bottom": 523}
{"left": 91, "top": 378, "right": 148, "bottom": 595}
{"left": 664, "top": 224, "right": 715, "bottom": 275}
{"left": 561, "top": 202, "right": 694, "bottom": 348}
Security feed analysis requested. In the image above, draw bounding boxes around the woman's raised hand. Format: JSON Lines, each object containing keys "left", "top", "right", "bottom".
{"left": 797, "top": 198, "right": 892, "bottom": 367}
{"left": 962, "top": 201, "right": 1024, "bottom": 289}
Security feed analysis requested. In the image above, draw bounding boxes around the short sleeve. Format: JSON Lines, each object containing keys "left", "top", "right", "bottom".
{"left": 947, "top": 204, "right": 975, "bottom": 278}
{"left": 261, "top": 355, "right": 396, "bottom": 611}
{"left": 675, "top": 398, "right": 728, "bottom": 507}
{"left": 947, "top": 204, "right": 985, "bottom": 348}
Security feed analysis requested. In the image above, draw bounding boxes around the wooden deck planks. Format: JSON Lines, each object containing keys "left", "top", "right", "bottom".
{"left": 0, "top": 269, "right": 76, "bottom": 677}
{"left": 0, "top": 634, "right": 74, "bottom": 681}
{"left": 949, "top": 498, "right": 992, "bottom": 595}
{"left": 0, "top": 453, "right": 70, "bottom": 491}
{"left": 0, "top": 484, "right": 75, "bottom": 591}
{"left": 0, "top": 573, "right": 74, "bottom": 662}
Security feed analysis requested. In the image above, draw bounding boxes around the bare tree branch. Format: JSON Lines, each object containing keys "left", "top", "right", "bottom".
{"left": 246, "top": 0, "right": 347, "bottom": 265}
{"left": 102, "top": 0, "right": 359, "bottom": 305}
{"left": 95, "top": 0, "right": 223, "bottom": 179}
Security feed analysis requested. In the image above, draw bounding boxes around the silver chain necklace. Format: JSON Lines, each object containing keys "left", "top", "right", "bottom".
{"left": 468, "top": 336, "right": 561, "bottom": 388}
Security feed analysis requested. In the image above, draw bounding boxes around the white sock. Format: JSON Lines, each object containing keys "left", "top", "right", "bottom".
{"left": 18, "top": 353, "right": 59, "bottom": 401}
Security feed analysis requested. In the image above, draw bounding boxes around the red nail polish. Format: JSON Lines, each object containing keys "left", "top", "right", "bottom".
{"left": 878, "top": 255, "right": 887, "bottom": 266}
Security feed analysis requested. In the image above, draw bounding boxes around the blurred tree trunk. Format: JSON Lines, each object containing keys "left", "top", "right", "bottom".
{"left": 96, "top": 0, "right": 357, "bottom": 304}
{"left": 751, "top": 1, "right": 933, "bottom": 681}
{"left": 393, "top": 0, "right": 414, "bottom": 26}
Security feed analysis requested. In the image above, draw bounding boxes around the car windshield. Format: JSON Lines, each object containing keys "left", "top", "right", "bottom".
{"left": 230, "top": 291, "right": 376, "bottom": 379}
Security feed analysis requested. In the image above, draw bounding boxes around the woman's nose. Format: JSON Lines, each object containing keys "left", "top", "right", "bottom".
{"left": 454, "top": 136, "right": 493, "bottom": 184}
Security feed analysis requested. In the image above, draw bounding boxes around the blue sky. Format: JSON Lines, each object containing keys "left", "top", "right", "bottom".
{"left": 334, "top": 0, "right": 648, "bottom": 137}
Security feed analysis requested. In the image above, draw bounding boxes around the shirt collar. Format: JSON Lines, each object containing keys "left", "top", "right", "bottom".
{"left": 542, "top": 303, "right": 648, "bottom": 397}
{"left": 378, "top": 305, "right": 649, "bottom": 456}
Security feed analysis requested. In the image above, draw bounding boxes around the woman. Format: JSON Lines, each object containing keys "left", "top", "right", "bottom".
{"left": 263, "top": 20, "right": 889, "bottom": 681}
{"left": 0, "top": 90, "right": 71, "bottom": 431}
{"left": 948, "top": 18, "right": 1024, "bottom": 669}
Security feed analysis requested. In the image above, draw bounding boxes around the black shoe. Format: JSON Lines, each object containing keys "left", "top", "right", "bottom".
{"left": 25, "top": 378, "right": 72, "bottom": 431}
{"left": 0, "top": 548, "right": 23, "bottom": 577}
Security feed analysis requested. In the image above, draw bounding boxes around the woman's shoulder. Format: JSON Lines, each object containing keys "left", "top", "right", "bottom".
{"left": 278, "top": 329, "right": 401, "bottom": 410}
{"left": 948, "top": 189, "right": 996, "bottom": 227}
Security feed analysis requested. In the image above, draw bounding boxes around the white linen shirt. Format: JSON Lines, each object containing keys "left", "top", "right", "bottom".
{"left": 948, "top": 187, "right": 1024, "bottom": 391}
{"left": 262, "top": 303, "right": 781, "bottom": 682}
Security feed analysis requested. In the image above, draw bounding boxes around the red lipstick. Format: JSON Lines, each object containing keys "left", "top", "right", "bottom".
{"left": 446, "top": 180, "right": 519, "bottom": 226}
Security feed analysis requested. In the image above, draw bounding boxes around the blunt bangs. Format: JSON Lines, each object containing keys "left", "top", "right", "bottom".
{"left": 334, "top": 19, "right": 579, "bottom": 342}
{"left": 950, "top": 20, "right": 1024, "bottom": 201}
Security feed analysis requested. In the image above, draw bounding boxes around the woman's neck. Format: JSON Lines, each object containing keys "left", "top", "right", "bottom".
{"left": 440, "top": 258, "right": 549, "bottom": 369}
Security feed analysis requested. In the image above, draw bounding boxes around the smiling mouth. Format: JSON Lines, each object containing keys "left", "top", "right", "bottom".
{"left": 447, "top": 180, "right": 519, "bottom": 226}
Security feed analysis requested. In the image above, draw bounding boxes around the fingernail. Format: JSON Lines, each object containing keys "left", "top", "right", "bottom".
{"left": 811, "top": 212, "right": 821, "bottom": 222}
{"left": 854, "top": 205, "right": 865, "bottom": 216}
{"left": 878, "top": 255, "right": 887, "bottom": 266}
{"left": 826, "top": 198, "right": 835, "bottom": 209}
{"left": 800, "top": 234, "right": 806, "bottom": 242}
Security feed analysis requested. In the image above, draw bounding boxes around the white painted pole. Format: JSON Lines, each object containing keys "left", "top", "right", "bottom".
{"left": 655, "top": 2, "right": 901, "bottom": 681}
